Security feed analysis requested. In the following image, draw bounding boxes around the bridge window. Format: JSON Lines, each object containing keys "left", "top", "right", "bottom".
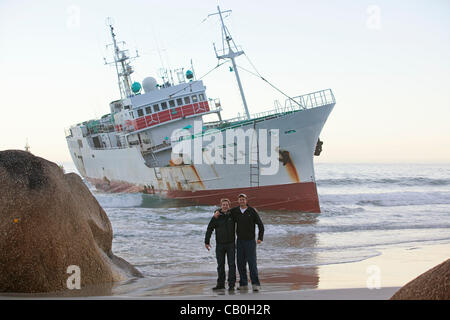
{"left": 161, "top": 102, "right": 168, "bottom": 110}
{"left": 191, "top": 95, "right": 198, "bottom": 103}
{"left": 184, "top": 96, "right": 191, "bottom": 104}
{"left": 169, "top": 100, "right": 175, "bottom": 108}
{"left": 145, "top": 106, "right": 152, "bottom": 114}
{"left": 137, "top": 109, "right": 144, "bottom": 117}
{"left": 199, "top": 93, "right": 205, "bottom": 101}
{"left": 153, "top": 104, "right": 160, "bottom": 112}
{"left": 176, "top": 98, "right": 183, "bottom": 106}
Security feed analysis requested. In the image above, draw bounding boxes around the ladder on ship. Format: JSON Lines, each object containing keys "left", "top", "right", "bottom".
{"left": 146, "top": 151, "right": 159, "bottom": 167}
{"left": 250, "top": 121, "right": 260, "bottom": 187}
{"left": 142, "top": 136, "right": 160, "bottom": 168}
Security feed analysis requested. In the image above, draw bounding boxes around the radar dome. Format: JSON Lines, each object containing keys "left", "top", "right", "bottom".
{"left": 142, "top": 77, "right": 158, "bottom": 93}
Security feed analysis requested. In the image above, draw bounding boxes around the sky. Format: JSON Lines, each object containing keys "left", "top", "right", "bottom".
{"left": 0, "top": 0, "right": 449, "bottom": 164}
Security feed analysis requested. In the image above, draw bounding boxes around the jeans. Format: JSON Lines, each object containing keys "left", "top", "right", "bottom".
{"left": 216, "top": 242, "right": 236, "bottom": 286}
{"left": 236, "top": 239, "right": 260, "bottom": 286}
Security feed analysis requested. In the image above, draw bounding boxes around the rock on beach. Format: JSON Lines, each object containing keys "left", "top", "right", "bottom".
{"left": 0, "top": 150, "right": 142, "bottom": 293}
{"left": 390, "top": 258, "right": 450, "bottom": 300}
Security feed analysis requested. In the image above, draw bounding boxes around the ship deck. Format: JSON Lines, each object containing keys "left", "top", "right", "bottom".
{"left": 205, "top": 88, "right": 335, "bottom": 131}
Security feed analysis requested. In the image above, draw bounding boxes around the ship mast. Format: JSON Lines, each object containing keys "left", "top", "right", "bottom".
{"left": 209, "top": 6, "right": 251, "bottom": 120}
{"left": 104, "top": 17, "right": 139, "bottom": 99}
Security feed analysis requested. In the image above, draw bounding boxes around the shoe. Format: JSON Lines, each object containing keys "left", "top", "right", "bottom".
{"left": 252, "top": 285, "right": 261, "bottom": 292}
{"left": 237, "top": 285, "right": 248, "bottom": 290}
{"left": 212, "top": 285, "right": 225, "bottom": 291}
{"left": 228, "top": 285, "right": 235, "bottom": 291}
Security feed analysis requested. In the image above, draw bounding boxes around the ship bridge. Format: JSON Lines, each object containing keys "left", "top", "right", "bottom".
{"left": 112, "top": 80, "right": 221, "bottom": 133}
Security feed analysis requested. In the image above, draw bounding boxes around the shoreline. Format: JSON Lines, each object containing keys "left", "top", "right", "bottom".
{"left": 1, "top": 242, "right": 448, "bottom": 300}
{"left": 134, "top": 242, "right": 449, "bottom": 299}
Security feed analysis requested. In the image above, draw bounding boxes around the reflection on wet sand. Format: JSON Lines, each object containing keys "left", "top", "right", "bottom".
{"left": 257, "top": 266, "right": 319, "bottom": 291}
{"left": 108, "top": 266, "right": 319, "bottom": 297}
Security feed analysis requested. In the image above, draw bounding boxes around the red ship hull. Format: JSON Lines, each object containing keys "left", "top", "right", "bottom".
{"left": 166, "top": 182, "right": 321, "bottom": 212}
{"left": 90, "top": 178, "right": 321, "bottom": 212}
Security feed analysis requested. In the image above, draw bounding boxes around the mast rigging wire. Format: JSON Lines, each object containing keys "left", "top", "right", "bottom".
{"left": 168, "top": 61, "right": 228, "bottom": 98}
{"left": 237, "top": 55, "right": 304, "bottom": 109}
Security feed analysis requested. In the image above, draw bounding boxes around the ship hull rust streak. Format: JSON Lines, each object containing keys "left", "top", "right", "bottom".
{"left": 88, "top": 177, "right": 320, "bottom": 212}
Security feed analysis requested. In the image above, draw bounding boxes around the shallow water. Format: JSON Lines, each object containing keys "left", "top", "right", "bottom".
{"left": 63, "top": 162, "right": 450, "bottom": 296}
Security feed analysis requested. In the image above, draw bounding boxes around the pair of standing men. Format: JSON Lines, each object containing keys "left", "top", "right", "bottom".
{"left": 204, "top": 194, "right": 264, "bottom": 291}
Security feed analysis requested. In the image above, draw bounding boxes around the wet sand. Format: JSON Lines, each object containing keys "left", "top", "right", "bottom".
{"left": 1, "top": 243, "right": 449, "bottom": 299}
{"left": 115, "top": 242, "right": 450, "bottom": 299}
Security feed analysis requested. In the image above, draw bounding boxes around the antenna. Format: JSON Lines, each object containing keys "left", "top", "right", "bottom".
{"left": 190, "top": 59, "right": 197, "bottom": 80}
{"left": 24, "top": 138, "right": 30, "bottom": 153}
{"left": 104, "top": 17, "right": 139, "bottom": 99}
{"left": 208, "top": 5, "right": 250, "bottom": 120}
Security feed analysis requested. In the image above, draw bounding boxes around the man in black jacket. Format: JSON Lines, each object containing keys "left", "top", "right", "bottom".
{"left": 232, "top": 194, "right": 264, "bottom": 291}
{"left": 205, "top": 198, "right": 236, "bottom": 291}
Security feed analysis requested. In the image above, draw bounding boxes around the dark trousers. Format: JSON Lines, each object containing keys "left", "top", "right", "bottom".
{"left": 236, "top": 239, "right": 260, "bottom": 286}
{"left": 216, "top": 242, "right": 236, "bottom": 286}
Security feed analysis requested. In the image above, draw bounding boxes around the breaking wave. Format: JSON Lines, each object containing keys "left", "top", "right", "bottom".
{"left": 320, "top": 191, "right": 450, "bottom": 207}
{"left": 94, "top": 193, "right": 143, "bottom": 208}
{"left": 317, "top": 177, "right": 450, "bottom": 187}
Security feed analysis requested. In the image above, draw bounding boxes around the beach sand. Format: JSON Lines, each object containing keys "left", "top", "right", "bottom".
{"left": 108, "top": 242, "right": 450, "bottom": 300}
{"left": 1, "top": 242, "right": 449, "bottom": 300}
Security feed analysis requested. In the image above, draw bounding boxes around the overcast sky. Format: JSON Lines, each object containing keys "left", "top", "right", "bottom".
{"left": 1, "top": 0, "right": 449, "bottom": 164}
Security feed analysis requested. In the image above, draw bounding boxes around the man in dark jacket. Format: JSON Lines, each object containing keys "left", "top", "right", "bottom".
{"left": 205, "top": 198, "right": 236, "bottom": 291}
{"left": 232, "top": 193, "right": 264, "bottom": 291}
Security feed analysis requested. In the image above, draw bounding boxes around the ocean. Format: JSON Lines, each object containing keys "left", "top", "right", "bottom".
{"left": 63, "top": 162, "right": 450, "bottom": 295}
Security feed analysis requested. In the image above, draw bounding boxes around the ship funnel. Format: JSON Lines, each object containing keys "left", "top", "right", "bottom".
{"left": 142, "top": 77, "right": 158, "bottom": 93}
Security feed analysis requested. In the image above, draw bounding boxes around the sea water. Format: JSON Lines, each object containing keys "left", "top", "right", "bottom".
{"left": 63, "top": 162, "right": 450, "bottom": 294}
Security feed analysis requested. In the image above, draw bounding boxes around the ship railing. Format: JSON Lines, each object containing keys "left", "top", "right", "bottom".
{"left": 206, "top": 89, "right": 335, "bottom": 127}
{"left": 286, "top": 88, "right": 335, "bottom": 110}
{"left": 72, "top": 124, "right": 115, "bottom": 138}
{"left": 88, "top": 137, "right": 173, "bottom": 152}
{"left": 64, "top": 124, "right": 114, "bottom": 139}
{"left": 141, "top": 141, "right": 172, "bottom": 154}
{"left": 215, "top": 46, "right": 244, "bottom": 57}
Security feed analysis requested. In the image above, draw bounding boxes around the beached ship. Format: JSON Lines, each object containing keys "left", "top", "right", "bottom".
{"left": 65, "top": 7, "right": 336, "bottom": 212}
